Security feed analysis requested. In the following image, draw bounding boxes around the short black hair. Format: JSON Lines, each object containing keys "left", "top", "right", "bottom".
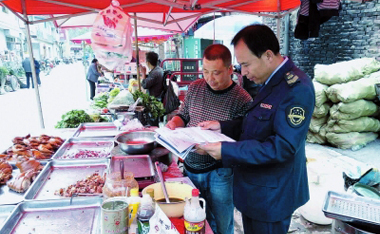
{"left": 91, "top": 58, "right": 98, "bottom": 63}
{"left": 231, "top": 24, "right": 280, "bottom": 58}
{"left": 146, "top": 52, "right": 159, "bottom": 67}
{"left": 203, "top": 44, "right": 232, "bottom": 67}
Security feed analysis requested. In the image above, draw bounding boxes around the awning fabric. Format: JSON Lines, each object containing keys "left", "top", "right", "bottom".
{"left": 2, "top": 0, "right": 300, "bottom": 15}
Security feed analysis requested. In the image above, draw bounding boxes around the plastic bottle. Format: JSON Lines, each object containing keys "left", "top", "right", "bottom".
{"left": 127, "top": 188, "right": 141, "bottom": 234}
{"left": 184, "top": 189, "right": 206, "bottom": 234}
{"left": 137, "top": 194, "right": 155, "bottom": 234}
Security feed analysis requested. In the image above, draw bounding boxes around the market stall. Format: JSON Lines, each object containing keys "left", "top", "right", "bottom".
{"left": 0, "top": 123, "right": 214, "bottom": 233}
{"left": 1, "top": 0, "right": 300, "bottom": 128}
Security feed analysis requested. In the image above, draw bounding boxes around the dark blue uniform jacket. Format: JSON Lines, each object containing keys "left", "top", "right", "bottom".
{"left": 220, "top": 58, "right": 315, "bottom": 222}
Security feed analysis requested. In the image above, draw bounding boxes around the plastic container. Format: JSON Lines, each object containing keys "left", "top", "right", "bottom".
{"left": 127, "top": 188, "right": 141, "bottom": 234}
{"left": 103, "top": 171, "right": 139, "bottom": 199}
{"left": 184, "top": 189, "right": 206, "bottom": 234}
{"left": 137, "top": 194, "right": 155, "bottom": 234}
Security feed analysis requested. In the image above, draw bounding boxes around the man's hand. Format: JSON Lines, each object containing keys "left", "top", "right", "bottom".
{"left": 196, "top": 142, "right": 222, "bottom": 160}
{"left": 165, "top": 121, "right": 177, "bottom": 130}
{"left": 165, "top": 116, "right": 185, "bottom": 130}
{"left": 198, "top": 121, "right": 221, "bottom": 132}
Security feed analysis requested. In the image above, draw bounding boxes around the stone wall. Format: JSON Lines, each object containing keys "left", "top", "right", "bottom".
{"left": 263, "top": 0, "right": 380, "bottom": 78}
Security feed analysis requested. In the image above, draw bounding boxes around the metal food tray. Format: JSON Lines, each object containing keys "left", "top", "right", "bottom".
{"left": 0, "top": 205, "right": 16, "bottom": 227}
{"left": 0, "top": 163, "right": 47, "bottom": 205}
{"left": 72, "top": 122, "right": 120, "bottom": 138}
{"left": 0, "top": 197, "right": 102, "bottom": 234}
{"left": 51, "top": 137, "right": 114, "bottom": 160}
{"left": 24, "top": 159, "right": 108, "bottom": 201}
{"left": 110, "top": 155, "right": 155, "bottom": 180}
{"left": 323, "top": 191, "right": 380, "bottom": 226}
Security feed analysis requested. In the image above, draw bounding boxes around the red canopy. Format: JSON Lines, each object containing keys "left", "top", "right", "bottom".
{"left": 2, "top": 0, "right": 300, "bottom": 15}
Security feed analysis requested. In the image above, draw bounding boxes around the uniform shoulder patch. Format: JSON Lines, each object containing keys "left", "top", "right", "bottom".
{"left": 285, "top": 71, "right": 299, "bottom": 86}
{"left": 286, "top": 105, "right": 306, "bottom": 128}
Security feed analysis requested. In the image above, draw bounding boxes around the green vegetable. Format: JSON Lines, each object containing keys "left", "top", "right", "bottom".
{"left": 55, "top": 109, "right": 94, "bottom": 128}
{"left": 92, "top": 92, "right": 109, "bottom": 109}
{"left": 132, "top": 91, "right": 165, "bottom": 119}
{"left": 109, "top": 88, "right": 120, "bottom": 98}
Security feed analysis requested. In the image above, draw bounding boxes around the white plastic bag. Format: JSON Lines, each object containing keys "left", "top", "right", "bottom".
{"left": 91, "top": 0, "right": 133, "bottom": 70}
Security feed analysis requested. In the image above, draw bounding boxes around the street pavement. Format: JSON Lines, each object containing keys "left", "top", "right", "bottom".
{"left": 0, "top": 61, "right": 90, "bottom": 151}
{"left": 1, "top": 62, "right": 380, "bottom": 233}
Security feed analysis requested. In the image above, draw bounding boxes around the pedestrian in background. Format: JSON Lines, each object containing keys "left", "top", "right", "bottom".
{"left": 197, "top": 25, "right": 315, "bottom": 234}
{"left": 86, "top": 58, "right": 103, "bottom": 100}
{"left": 22, "top": 56, "right": 41, "bottom": 88}
{"left": 140, "top": 52, "right": 164, "bottom": 99}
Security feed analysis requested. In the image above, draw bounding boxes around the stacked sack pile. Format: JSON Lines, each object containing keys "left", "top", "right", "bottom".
{"left": 307, "top": 58, "right": 380, "bottom": 150}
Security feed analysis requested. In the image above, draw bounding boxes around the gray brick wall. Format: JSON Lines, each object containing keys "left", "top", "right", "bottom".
{"left": 263, "top": 0, "right": 380, "bottom": 78}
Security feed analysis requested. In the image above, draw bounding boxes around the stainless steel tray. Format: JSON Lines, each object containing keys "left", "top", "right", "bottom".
{"left": 0, "top": 197, "right": 102, "bottom": 234}
{"left": 0, "top": 163, "right": 47, "bottom": 205}
{"left": 72, "top": 123, "right": 120, "bottom": 138}
{"left": 110, "top": 155, "right": 155, "bottom": 180}
{"left": 0, "top": 205, "right": 16, "bottom": 227}
{"left": 51, "top": 137, "right": 114, "bottom": 160}
{"left": 24, "top": 159, "right": 108, "bottom": 200}
{"left": 323, "top": 191, "right": 380, "bottom": 226}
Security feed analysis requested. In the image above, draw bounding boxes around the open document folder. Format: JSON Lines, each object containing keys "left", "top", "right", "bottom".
{"left": 155, "top": 127, "right": 235, "bottom": 160}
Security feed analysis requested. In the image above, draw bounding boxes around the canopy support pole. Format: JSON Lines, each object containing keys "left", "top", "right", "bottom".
{"left": 213, "top": 12, "right": 215, "bottom": 43}
{"left": 134, "top": 13, "right": 141, "bottom": 91}
{"left": 22, "top": 0, "right": 45, "bottom": 128}
{"left": 284, "top": 14, "right": 290, "bottom": 56}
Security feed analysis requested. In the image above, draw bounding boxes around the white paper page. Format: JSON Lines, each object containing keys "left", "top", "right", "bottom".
{"left": 190, "top": 127, "right": 235, "bottom": 143}
{"left": 155, "top": 128, "right": 196, "bottom": 153}
{"left": 155, "top": 136, "right": 190, "bottom": 160}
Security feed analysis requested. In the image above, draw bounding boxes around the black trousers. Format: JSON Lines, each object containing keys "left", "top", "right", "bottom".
{"left": 25, "top": 72, "right": 41, "bottom": 88}
{"left": 242, "top": 214, "right": 291, "bottom": 234}
{"left": 88, "top": 80, "right": 96, "bottom": 100}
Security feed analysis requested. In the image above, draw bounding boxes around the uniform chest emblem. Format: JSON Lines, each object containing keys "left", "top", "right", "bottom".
{"left": 287, "top": 106, "right": 306, "bottom": 127}
{"left": 260, "top": 103, "right": 272, "bottom": 109}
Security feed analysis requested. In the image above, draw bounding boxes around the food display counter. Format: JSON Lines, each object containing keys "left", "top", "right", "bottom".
{"left": 0, "top": 123, "right": 214, "bottom": 234}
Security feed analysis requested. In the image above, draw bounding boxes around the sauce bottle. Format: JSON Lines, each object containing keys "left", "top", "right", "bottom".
{"left": 137, "top": 194, "right": 155, "bottom": 234}
{"left": 184, "top": 189, "right": 206, "bottom": 234}
{"left": 127, "top": 188, "right": 141, "bottom": 234}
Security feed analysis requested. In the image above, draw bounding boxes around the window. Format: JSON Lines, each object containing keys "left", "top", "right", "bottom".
{"left": 2, "top": 6, "right": 9, "bottom": 13}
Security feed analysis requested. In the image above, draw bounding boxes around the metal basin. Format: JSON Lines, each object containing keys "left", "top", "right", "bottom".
{"left": 115, "top": 131, "right": 156, "bottom": 154}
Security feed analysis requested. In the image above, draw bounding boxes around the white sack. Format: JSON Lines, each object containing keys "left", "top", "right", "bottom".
{"left": 327, "top": 116, "right": 380, "bottom": 133}
{"left": 326, "top": 71, "right": 380, "bottom": 103}
{"left": 330, "top": 100, "right": 380, "bottom": 120}
{"left": 313, "top": 80, "right": 328, "bottom": 107}
{"left": 326, "top": 132, "right": 378, "bottom": 150}
{"left": 309, "top": 116, "right": 328, "bottom": 133}
{"left": 313, "top": 103, "right": 331, "bottom": 118}
{"left": 314, "top": 58, "right": 380, "bottom": 85}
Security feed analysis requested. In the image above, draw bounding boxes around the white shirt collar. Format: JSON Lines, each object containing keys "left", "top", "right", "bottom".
{"left": 264, "top": 56, "right": 289, "bottom": 86}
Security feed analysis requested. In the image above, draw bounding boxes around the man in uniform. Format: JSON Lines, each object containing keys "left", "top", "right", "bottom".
{"left": 197, "top": 25, "right": 315, "bottom": 234}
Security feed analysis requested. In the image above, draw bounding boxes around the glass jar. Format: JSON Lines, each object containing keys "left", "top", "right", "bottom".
{"left": 103, "top": 171, "right": 139, "bottom": 199}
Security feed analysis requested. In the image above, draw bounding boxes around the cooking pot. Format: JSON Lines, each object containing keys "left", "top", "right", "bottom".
{"left": 142, "top": 182, "right": 193, "bottom": 218}
{"left": 114, "top": 131, "right": 156, "bottom": 154}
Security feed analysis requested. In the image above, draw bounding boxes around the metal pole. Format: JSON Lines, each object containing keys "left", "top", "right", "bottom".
{"left": 133, "top": 13, "right": 141, "bottom": 91}
{"left": 276, "top": 17, "right": 281, "bottom": 42}
{"left": 213, "top": 12, "right": 215, "bottom": 43}
{"left": 22, "top": 1, "right": 45, "bottom": 128}
{"left": 284, "top": 14, "right": 290, "bottom": 56}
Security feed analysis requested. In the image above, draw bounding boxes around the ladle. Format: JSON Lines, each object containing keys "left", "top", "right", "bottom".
{"left": 155, "top": 161, "right": 170, "bottom": 203}
{"left": 120, "top": 160, "right": 125, "bottom": 180}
